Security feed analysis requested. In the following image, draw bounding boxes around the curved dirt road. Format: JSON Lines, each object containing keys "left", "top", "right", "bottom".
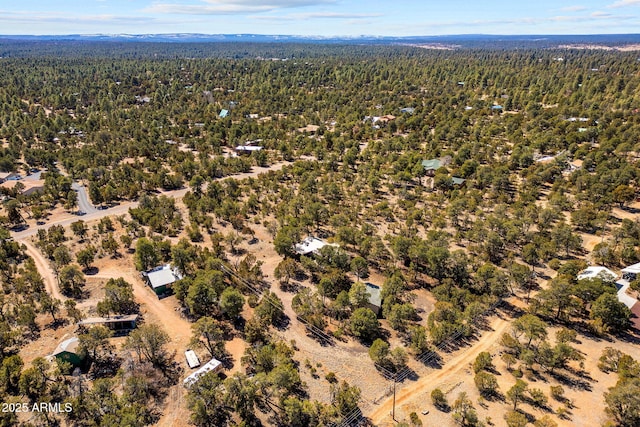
{"left": 21, "top": 239, "right": 66, "bottom": 301}
{"left": 8, "top": 159, "right": 301, "bottom": 427}
{"left": 11, "top": 161, "right": 292, "bottom": 242}
{"left": 369, "top": 316, "right": 511, "bottom": 426}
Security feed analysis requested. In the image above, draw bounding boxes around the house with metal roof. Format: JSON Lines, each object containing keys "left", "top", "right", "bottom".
{"left": 141, "top": 265, "right": 183, "bottom": 296}
{"left": 365, "top": 282, "right": 382, "bottom": 316}
{"left": 78, "top": 314, "right": 139, "bottom": 334}
{"left": 294, "top": 237, "right": 338, "bottom": 256}
{"left": 577, "top": 266, "right": 617, "bottom": 282}
{"left": 421, "top": 159, "right": 443, "bottom": 175}
{"left": 52, "top": 337, "right": 85, "bottom": 367}
{"left": 621, "top": 262, "right": 640, "bottom": 282}
{"left": 235, "top": 145, "right": 263, "bottom": 155}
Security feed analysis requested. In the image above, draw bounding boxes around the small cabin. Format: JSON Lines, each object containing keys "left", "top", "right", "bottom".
{"left": 78, "top": 314, "right": 139, "bottom": 334}
{"left": 142, "top": 265, "right": 183, "bottom": 296}
{"left": 52, "top": 337, "right": 85, "bottom": 367}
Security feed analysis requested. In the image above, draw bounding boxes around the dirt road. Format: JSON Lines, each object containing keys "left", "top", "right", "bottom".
{"left": 369, "top": 316, "right": 511, "bottom": 426}
{"left": 21, "top": 239, "right": 66, "bottom": 301}
{"left": 8, "top": 159, "right": 299, "bottom": 427}
{"left": 11, "top": 161, "right": 292, "bottom": 241}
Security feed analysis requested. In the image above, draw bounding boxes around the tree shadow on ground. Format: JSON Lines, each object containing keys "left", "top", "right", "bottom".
{"left": 416, "top": 350, "right": 443, "bottom": 369}
{"left": 83, "top": 266, "right": 99, "bottom": 276}
{"left": 550, "top": 370, "right": 592, "bottom": 392}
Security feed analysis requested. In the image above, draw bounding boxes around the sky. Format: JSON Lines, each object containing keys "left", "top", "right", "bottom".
{"left": 2, "top": 0, "right": 640, "bottom": 37}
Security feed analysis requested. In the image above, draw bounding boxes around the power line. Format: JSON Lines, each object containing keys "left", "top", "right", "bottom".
{"left": 222, "top": 263, "right": 507, "bottom": 426}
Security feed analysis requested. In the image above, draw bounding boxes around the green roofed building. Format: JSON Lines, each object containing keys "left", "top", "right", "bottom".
{"left": 142, "top": 264, "right": 183, "bottom": 296}
{"left": 421, "top": 159, "right": 443, "bottom": 175}
{"left": 52, "top": 337, "right": 85, "bottom": 367}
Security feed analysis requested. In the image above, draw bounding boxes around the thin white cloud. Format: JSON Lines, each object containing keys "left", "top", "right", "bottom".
{"left": 146, "top": 0, "right": 335, "bottom": 15}
{"left": 253, "top": 12, "right": 383, "bottom": 21}
{"left": 0, "top": 10, "right": 192, "bottom": 27}
{"left": 550, "top": 12, "right": 634, "bottom": 22}
{"left": 609, "top": 0, "right": 640, "bottom": 8}
{"left": 559, "top": 6, "right": 588, "bottom": 12}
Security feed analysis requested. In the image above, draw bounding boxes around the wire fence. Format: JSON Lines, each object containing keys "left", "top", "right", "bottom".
{"left": 221, "top": 263, "right": 507, "bottom": 427}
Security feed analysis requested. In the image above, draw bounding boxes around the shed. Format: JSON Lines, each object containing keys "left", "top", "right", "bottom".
{"left": 141, "top": 265, "right": 183, "bottom": 296}
{"left": 183, "top": 357, "right": 223, "bottom": 387}
{"left": 185, "top": 350, "right": 201, "bottom": 369}
{"left": 52, "top": 337, "right": 84, "bottom": 367}
{"left": 365, "top": 282, "right": 382, "bottom": 316}
{"left": 219, "top": 109, "right": 229, "bottom": 118}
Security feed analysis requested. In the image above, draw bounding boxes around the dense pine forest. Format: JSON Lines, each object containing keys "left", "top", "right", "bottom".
{"left": 1, "top": 41, "right": 640, "bottom": 427}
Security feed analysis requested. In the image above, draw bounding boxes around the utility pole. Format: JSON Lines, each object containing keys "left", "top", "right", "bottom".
{"left": 392, "top": 372, "right": 398, "bottom": 421}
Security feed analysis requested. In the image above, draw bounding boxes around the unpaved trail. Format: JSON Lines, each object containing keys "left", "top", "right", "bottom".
{"left": 11, "top": 161, "right": 293, "bottom": 241}
{"left": 369, "top": 316, "right": 511, "bottom": 426}
{"left": 92, "top": 268, "right": 194, "bottom": 427}
{"left": 21, "top": 239, "right": 66, "bottom": 301}
{"left": 8, "top": 159, "right": 301, "bottom": 427}
{"left": 91, "top": 268, "right": 192, "bottom": 355}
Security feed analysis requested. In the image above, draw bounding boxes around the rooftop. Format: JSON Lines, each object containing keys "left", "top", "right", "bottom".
{"left": 183, "top": 357, "right": 223, "bottom": 387}
{"left": 577, "top": 266, "right": 617, "bottom": 281}
{"left": 622, "top": 262, "right": 640, "bottom": 274}
{"left": 78, "top": 314, "right": 139, "bottom": 325}
{"left": 294, "top": 237, "right": 337, "bottom": 256}
{"left": 421, "top": 158, "right": 443, "bottom": 171}
{"left": 142, "top": 265, "right": 183, "bottom": 289}
{"left": 365, "top": 283, "right": 382, "bottom": 308}
{"left": 52, "top": 337, "right": 80, "bottom": 356}
{"left": 235, "top": 145, "right": 263, "bottom": 152}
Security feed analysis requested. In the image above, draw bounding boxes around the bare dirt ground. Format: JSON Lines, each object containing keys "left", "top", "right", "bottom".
{"left": 371, "top": 316, "right": 640, "bottom": 427}
{"left": 9, "top": 160, "right": 296, "bottom": 426}
{"left": 11, "top": 160, "right": 640, "bottom": 427}
{"left": 21, "top": 239, "right": 66, "bottom": 301}
{"left": 370, "top": 314, "right": 512, "bottom": 426}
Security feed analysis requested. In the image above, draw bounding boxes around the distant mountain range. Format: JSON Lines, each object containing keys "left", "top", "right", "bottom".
{"left": 1, "top": 33, "right": 640, "bottom": 46}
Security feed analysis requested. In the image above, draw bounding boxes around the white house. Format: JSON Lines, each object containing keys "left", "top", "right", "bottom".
{"left": 621, "top": 262, "right": 640, "bottom": 282}
{"left": 577, "top": 266, "right": 617, "bottom": 282}
{"left": 294, "top": 237, "right": 338, "bottom": 256}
